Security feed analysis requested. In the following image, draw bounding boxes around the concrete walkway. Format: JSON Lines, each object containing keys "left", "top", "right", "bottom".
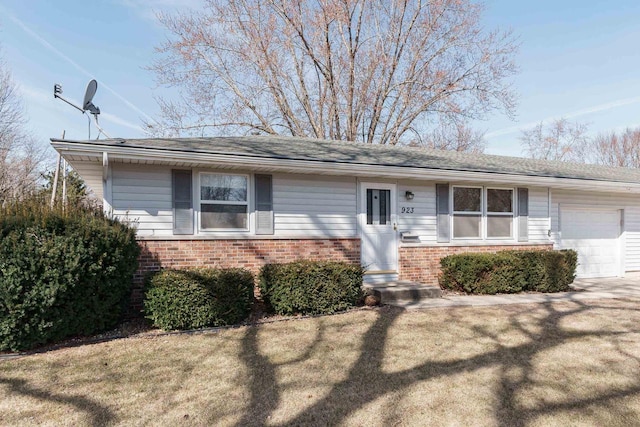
{"left": 393, "top": 273, "right": 640, "bottom": 309}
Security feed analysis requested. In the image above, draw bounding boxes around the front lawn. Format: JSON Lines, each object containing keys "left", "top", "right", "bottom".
{"left": 2, "top": 299, "right": 640, "bottom": 426}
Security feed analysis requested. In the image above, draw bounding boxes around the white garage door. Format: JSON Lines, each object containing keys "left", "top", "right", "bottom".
{"left": 560, "top": 208, "right": 622, "bottom": 278}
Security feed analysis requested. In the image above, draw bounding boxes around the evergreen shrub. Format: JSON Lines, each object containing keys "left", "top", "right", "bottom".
{"left": 439, "top": 249, "right": 577, "bottom": 294}
{"left": 0, "top": 199, "right": 140, "bottom": 351}
{"left": 144, "top": 268, "right": 254, "bottom": 330}
{"left": 259, "top": 260, "right": 363, "bottom": 315}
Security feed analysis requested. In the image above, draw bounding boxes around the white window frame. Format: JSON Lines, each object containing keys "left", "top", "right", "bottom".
{"left": 452, "top": 185, "right": 484, "bottom": 240}
{"left": 485, "top": 187, "right": 515, "bottom": 240}
{"left": 451, "top": 185, "right": 516, "bottom": 241}
{"left": 198, "top": 172, "right": 251, "bottom": 232}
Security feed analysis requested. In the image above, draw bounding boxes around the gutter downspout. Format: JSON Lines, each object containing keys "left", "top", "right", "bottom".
{"left": 102, "top": 152, "right": 113, "bottom": 217}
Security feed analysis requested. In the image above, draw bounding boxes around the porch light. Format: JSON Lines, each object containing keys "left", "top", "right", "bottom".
{"left": 405, "top": 191, "right": 415, "bottom": 200}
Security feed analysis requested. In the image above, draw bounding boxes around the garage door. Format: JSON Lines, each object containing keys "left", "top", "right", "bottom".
{"left": 560, "top": 208, "right": 621, "bottom": 278}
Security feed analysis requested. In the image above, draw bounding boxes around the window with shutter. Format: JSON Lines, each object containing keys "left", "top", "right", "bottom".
{"left": 439, "top": 184, "right": 522, "bottom": 241}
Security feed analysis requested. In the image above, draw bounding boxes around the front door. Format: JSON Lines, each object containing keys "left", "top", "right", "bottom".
{"left": 360, "top": 182, "right": 398, "bottom": 272}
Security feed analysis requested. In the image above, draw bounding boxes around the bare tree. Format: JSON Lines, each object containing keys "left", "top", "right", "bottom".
{"left": 413, "top": 119, "right": 486, "bottom": 152}
{"left": 148, "top": 0, "right": 518, "bottom": 146}
{"left": 589, "top": 128, "right": 640, "bottom": 168}
{"left": 520, "top": 118, "right": 589, "bottom": 162}
{"left": 0, "top": 59, "right": 46, "bottom": 202}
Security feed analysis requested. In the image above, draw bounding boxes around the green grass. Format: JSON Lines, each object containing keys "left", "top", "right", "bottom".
{"left": 2, "top": 298, "right": 640, "bottom": 426}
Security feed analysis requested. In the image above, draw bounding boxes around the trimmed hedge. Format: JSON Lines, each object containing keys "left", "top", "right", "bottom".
{"left": 259, "top": 260, "right": 364, "bottom": 315}
{"left": 144, "top": 268, "right": 254, "bottom": 330}
{"left": 0, "top": 200, "right": 140, "bottom": 352}
{"left": 439, "top": 250, "right": 577, "bottom": 294}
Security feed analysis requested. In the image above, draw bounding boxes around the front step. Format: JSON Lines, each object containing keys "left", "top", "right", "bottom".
{"left": 363, "top": 281, "right": 442, "bottom": 305}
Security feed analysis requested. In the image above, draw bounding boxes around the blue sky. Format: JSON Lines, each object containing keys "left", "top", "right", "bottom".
{"left": 1, "top": 0, "right": 640, "bottom": 158}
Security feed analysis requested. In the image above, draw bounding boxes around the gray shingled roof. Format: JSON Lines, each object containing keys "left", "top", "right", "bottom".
{"left": 53, "top": 135, "right": 640, "bottom": 184}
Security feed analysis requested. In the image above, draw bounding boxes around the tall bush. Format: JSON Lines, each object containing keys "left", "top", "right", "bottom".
{"left": 143, "top": 268, "right": 254, "bottom": 330}
{"left": 260, "top": 260, "right": 363, "bottom": 315}
{"left": 0, "top": 198, "right": 140, "bottom": 351}
{"left": 439, "top": 250, "right": 577, "bottom": 294}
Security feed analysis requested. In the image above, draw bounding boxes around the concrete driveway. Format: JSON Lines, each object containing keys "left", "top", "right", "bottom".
{"left": 396, "top": 273, "right": 640, "bottom": 309}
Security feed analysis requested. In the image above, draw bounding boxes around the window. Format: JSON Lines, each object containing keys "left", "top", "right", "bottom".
{"left": 200, "top": 173, "right": 248, "bottom": 230}
{"left": 486, "top": 188, "right": 513, "bottom": 238}
{"left": 453, "top": 186, "right": 482, "bottom": 238}
{"left": 366, "top": 189, "right": 391, "bottom": 225}
{"left": 452, "top": 186, "right": 514, "bottom": 239}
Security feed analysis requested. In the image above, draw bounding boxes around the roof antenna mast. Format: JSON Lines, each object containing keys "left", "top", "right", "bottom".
{"left": 53, "top": 79, "right": 111, "bottom": 139}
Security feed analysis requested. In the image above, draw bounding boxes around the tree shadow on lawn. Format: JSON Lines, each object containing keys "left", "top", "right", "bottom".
{"left": 489, "top": 300, "right": 640, "bottom": 426}
{"left": 0, "top": 376, "right": 115, "bottom": 425}
{"left": 0, "top": 317, "right": 154, "bottom": 359}
{"left": 234, "top": 299, "right": 640, "bottom": 426}
{"left": 236, "top": 318, "right": 328, "bottom": 426}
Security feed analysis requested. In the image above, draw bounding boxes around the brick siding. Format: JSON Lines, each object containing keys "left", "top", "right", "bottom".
{"left": 131, "top": 238, "right": 361, "bottom": 310}
{"left": 129, "top": 238, "right": 552, "bottom": 312}
{"left": 399, "top": 244, "right": 554, "bottom": 285}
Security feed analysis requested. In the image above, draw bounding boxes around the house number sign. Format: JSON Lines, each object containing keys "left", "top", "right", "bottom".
{"left": 401, "top": 207, "right": 415, "bottom": 213}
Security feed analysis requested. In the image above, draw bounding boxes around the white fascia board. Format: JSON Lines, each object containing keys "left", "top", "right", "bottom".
{"left": 50, "top": 141, "right": 640, "bottom": 194}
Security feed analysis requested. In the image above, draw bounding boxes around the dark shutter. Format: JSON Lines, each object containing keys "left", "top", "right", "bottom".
{"left": 255, "top": 174, "right": 274, "bottom": 235}
{"left": 436, "top": 183, "right": 450, "bottom": 242}
{"left": 172, "top": 170, "right": 193, "bottom": 235}
{"left": 518, "top": 187, "right": 529, "bottom": 242}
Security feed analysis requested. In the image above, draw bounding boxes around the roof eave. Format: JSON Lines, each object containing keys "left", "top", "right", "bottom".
{"left": 50, "top": 140, "right": 640, "bottom": 194}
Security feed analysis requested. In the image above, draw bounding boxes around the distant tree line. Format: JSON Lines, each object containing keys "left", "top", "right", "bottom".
{"left": 521, "top": 118, "right": 640, "bottom": 168}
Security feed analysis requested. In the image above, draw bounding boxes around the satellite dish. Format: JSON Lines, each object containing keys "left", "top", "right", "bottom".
{"left": 83, "top": 79, "right": 98, "bottom": 111}
{"left": 53, "top": 78, "right": 111, "bottom": 138}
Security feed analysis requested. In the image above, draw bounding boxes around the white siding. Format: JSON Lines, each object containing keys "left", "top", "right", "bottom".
{"left": 551, "top": 190, "right": 640, "bottom": 272}
{"left": 109, "top": 160, "right": 640, "bottom": 267}
{"left": 397, "top": 181, "right": 436, "bottom": 242}
{"left": 110, "top": 167, "right": 358, "bottom": 238}
{"left": 68, "top": 160, "right": 103, "bottom": 200}
{"left": 550, "top": 198, "right": 560, "bottom": 243}
{"left": 273, "top": 174, "right": 357, "bottom": 237}
{"left": 528, "top": 187, "right": 550, "bottom": 243}
{"left": 625, "top": 207, "right": 640, "bottom": 271}
{"left": 111, "top": 164, "right": 173, "bottom": 237}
